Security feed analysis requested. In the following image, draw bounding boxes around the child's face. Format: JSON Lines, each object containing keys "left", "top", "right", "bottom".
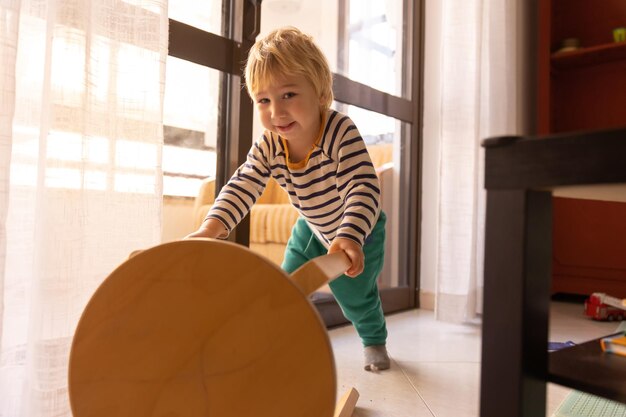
{"left": 254, "top": 74, "right": 323, "bottom": 148}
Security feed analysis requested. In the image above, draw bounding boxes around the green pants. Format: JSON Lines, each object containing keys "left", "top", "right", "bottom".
{"left": 281, "top": 212, "right": 388, "bottom": 346}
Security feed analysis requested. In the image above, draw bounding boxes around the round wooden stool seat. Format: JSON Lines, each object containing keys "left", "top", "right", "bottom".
{"left": 69, "top": 239, "right": 336, "bottom": 417}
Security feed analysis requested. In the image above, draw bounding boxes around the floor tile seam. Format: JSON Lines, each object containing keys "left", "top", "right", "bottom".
{"left": 392, "top": 356, "right": 437, "bottom": 417}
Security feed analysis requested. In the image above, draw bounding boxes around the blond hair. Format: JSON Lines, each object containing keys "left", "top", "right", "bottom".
{"left": 245, "top": 27, "right": 334, "bottom": 111}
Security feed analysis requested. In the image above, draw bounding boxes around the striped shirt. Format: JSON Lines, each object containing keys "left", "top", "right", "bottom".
{"left": 206, "top": 109, "right": 381, "bottom": 247}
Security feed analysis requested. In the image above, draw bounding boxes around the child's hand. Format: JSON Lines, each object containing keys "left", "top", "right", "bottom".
{"left": 328, "top": 237, "right": 364, "bottom": 278}
{"left": 184, "top": 218, "right": 228, "bottom": 239}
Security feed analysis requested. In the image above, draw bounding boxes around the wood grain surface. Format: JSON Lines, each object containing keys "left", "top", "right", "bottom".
{"left": 69, "top": 239, "right": 337, "bottom": 417}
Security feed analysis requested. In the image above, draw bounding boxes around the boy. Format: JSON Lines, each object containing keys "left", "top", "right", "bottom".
{"left": 186, "top": 26, "right": 389, "bottom": 371}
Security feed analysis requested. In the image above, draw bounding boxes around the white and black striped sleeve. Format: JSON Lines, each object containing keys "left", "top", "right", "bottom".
{"left": 204, "top": 135, "right": 272, "bottom": 234}
{"left": 334, "top": 126, "right": 381, "bottom": 246}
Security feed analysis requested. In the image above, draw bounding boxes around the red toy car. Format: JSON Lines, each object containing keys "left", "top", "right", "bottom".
{"left": 584, "top": 293, "right": 626, "bottom": 321}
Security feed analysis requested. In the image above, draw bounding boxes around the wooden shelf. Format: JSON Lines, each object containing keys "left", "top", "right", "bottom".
{"left": 549, "top": 333, "right": 626, "bottom": 403}
{"left": 482, "top": 127, "right": 626, "bottom": 189}
{"left": 552, "top": 42, "right": 626, "bottom": 70}
{"left": 481, "top": 127, "right": 626, "bottom": 416}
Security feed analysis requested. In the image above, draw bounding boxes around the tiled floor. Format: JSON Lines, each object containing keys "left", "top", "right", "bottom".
{"left": 328, "top": 299, "right": 621, "bottom": 417}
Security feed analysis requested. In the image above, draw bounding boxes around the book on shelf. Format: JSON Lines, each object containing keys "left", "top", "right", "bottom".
{"left": 600, "top": 332, "right": 626, "bottom": 357}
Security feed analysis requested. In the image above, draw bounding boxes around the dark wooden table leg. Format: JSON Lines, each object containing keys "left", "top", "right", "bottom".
{"left": 480, "top": 190, "right": 553, "bottom": 417}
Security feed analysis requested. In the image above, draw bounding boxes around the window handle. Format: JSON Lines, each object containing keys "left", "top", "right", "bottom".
{"left": 244, "top": 0, "right": 262, "bottom": 42}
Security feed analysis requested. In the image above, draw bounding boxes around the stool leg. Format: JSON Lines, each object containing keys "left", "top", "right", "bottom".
{"left": 334, "top": 387, "right": 359, "bottom": 417}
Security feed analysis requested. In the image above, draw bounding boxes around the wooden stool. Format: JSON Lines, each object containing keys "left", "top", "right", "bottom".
{"left": 69, "top": 239, "right": 358, "bottom": 417}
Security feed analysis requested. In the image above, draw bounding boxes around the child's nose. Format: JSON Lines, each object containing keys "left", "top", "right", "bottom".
{"left": 271, "top": 102, "right": 286, "bottom": 118}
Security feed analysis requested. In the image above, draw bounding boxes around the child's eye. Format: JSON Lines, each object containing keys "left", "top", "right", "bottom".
{"left": 283, "top": 92, "right": 296, "bottom": 99}
{"left": 257, "top": 98, "right": 269, "bottom": 104}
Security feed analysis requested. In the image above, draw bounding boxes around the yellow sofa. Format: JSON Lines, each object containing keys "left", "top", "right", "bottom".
{"left": 192, "top": 143, "right": 394, "bottom": 267}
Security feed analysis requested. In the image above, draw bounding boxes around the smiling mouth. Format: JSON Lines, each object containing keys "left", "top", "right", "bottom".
{"left": 275, "top": 121, "right": 295, "bottom": 132}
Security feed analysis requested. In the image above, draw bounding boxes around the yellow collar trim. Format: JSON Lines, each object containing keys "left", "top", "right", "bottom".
{"left": 282, "top": 112, "right": 326, "bottom": 170}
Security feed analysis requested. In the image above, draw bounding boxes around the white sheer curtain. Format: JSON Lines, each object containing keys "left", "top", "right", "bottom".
{"left": 424, "top": 0, "right": 523, "bottom": 322}
{"left": 0, "top": 0, "right": 168, "bottom": 415}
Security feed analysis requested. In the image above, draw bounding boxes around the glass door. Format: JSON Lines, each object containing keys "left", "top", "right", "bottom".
{"left": 166, "top": 0, "right": 260, "bottom": 243}
{"left": 257, "top": 0, "right": 423, "bottom": 324}
{"left": 166, "top": 0, "right": 423, "bottom": 325}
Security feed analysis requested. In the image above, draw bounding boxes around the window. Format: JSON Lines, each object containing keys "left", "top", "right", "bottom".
{"left": 258, "top": 0, "right": 421, "bottom": 319}
{"left": 337, "top": 105, "right": 411, "bottom": 290}
{"left": 341, "top": 0, "right": 407, "bottom": 97}
{"left": 168, "top": 0, "right": 223, "bottom": 34}
{"left": 167, "top": 0, "right": 423, "bottom": 319}
{"left": 12, "top": 13, "right": 163, "bottom": 195}
{"left": 162, "top": 57, "right": 219, "bottom": 197}
{"left": 161, "top": 1, "right": 225, "bottom": 197}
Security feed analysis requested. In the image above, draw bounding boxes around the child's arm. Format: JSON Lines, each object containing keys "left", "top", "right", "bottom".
{"left": 200, "top": 136, "right": 273, "bottom": 238}
{"left": 328, "top": 237, "right": 364, "bottom": 277}
{"left": 184, "top": 218, "right": 228, "bottom": 239}
{"left": 332, "top": 118, "right": 382, "bottom": 247}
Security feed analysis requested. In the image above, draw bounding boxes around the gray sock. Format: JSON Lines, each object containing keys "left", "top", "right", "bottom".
{"left": 364, "top": 344, "right": 390, "bottom": 371}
